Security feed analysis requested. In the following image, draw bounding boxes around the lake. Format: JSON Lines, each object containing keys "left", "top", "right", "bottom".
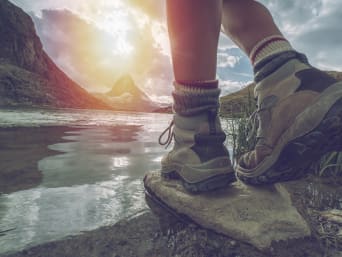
{"left": 0, "top": 107, "right": 232, "bottom": 255}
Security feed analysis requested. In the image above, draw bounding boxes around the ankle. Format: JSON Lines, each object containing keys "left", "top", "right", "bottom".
{"left": 249, "top": 35, "right": 293, "bottom": 67}
{"left": 253, "top": 51, "right": 310, "bottom": 83}
{"left": 172, "top": 80, "right": 221, "bottom": 116}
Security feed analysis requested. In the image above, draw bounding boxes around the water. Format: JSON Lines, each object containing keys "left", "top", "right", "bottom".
{"left": 0, "top": 108, "right": 173, "bottom": 255}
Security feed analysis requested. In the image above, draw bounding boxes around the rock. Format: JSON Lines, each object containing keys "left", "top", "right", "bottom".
{"left": 144, "top": 171, "right": 311, "bottom": 250}
{"left": 92, "top": 74, "right": 158, "bottom": 112}
{"left": 0, "top": 0, "right": 110, "bottom": 109}
{"left": 2, "top": 210, "right": 170, "bottom": 257}
{"left": 145, "top": 172, "right": 342, "bottom": 256}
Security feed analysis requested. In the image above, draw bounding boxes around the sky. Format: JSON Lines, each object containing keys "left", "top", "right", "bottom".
{"left": 9, "top": 0, "right": 342, "bottom": 103}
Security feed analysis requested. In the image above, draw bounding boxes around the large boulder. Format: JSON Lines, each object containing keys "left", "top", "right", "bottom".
{"left": 144, "top": 171, "right": 342, "bottom": 256}
{"left": 144, "top": 172, "right": 310, "bottom": 250}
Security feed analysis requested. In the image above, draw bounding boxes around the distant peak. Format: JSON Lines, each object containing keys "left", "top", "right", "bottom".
{"left": 107, "top": 74, "right": 148, "bottom": 99}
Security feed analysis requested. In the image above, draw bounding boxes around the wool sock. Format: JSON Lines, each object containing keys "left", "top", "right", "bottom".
{"left": 172, "top": 80, "right": 221, "bottom": 116}
{"left": 249, "top": 35, "right": 293, "bottom": 66}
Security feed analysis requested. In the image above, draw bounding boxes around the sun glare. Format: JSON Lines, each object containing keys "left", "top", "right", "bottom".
{"left": 152, "top": 22, "right": 170, "bottom": 56}
{"left": 116, "top": 40, "right": 134, "bottom": 56}
{"left": 87, "top": 8, "right": 135, "bottom": 57}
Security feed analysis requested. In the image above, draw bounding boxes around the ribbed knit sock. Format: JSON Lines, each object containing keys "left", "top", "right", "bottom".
{"left": 172, "top": 80, "right": 221, "bottom": 116}
{"left": 249, "top": 35, "right": 293, "bottom": 66}
{"left": 249, "top": 35, "right": 311, "bottom": 83}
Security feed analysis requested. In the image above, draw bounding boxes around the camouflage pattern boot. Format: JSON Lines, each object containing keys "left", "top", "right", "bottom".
{"left": 236, "top": 51, "right": 342, "bottom": 184}
{"left": 159, "top": 81, "right": 235, "bottom": 193}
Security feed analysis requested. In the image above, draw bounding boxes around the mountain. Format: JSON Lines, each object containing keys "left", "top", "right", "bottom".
{"left": 107, "top": 75, "right": 149, "bottom": 99}
{"left": 0, "top": 0, "right": 110, "bottom": 109}
{"left": 31, "top": 8, "right": 174, "bottom": 98}
{"left": 93, "top": 74, "right": 159, "bottom": 112}
{"left": 220, "top": 82, "right": 256, "bottom": 117}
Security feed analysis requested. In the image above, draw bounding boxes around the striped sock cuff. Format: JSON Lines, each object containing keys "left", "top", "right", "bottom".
{"left": 174, "top": 79, "right": 219, "bottom": 92}
{"left": 172, "top": 81, "right": 221, "bottom": 116}
{"left": 249, "top": 35, "right": 293, "bottom": 66}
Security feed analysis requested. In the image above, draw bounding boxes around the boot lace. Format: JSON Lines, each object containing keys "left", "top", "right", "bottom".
{"left": 158, "top": 119, "right": 174, "bottom": 149}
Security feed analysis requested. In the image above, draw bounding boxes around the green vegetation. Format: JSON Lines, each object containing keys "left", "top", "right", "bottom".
{"left": 221, "top": 84, "right": 256, "bottom": 164}
{"left": 313, "top": 152, "right": 342, "bottom": 177}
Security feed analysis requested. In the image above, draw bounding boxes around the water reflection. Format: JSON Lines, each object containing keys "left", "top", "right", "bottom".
{"left": 112, "top": 156, "right": 130, "bottom": 169}
{"left": 40, "top": 125, "right": 147, "bottom": 187}
{"left": 0, "top": 176, "right": 146, "bottom": 254}
{"left": 0, "top": 127, "right": 78, "bottom": 194}
{"left": 0, "top": 114, "right": 170, "bottom": 255}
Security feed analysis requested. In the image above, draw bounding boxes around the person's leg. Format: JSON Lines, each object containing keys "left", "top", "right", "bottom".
{"left": 160, "top": 0, "right": 235, "bottom": 193}
{"left": 221, "top": 0, "right": 342, "bottom": 184}
{"left": 221, "top": 0, "right": 282, "bottom": 56}
{"left": 167, "top": 0, "right": 221, "bottom": 81}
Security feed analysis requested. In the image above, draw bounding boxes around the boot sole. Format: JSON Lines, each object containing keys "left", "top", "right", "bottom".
{"left": 237, "top": 87, "right": 342, "bottom": 185}
{"left": 162, "top": 170, "right": 236, "bottom": 194}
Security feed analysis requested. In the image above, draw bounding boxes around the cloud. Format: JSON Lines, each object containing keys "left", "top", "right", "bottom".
{"left": 221, "top": 0, "right": 342, "bottom": 83}
{"left": 258, "top": 0, "right": 342, "bottom": 70}
{"left": 32, "top": 9, "right": 131, "bottom": 91}
{"left": 291, "top": 6, "right": 342, "bottom": 70}
{"left": 217, "top": 45, "right": 253, "bottom": 84}
{"left": 29, "top": 7, "right": 174, "bottom": 96}
{"left": 219, "top": 80, "right": 251, "bottom": 96}
{"left": 126, "top": 0, "right": 165, "bottom": 20}
{"left": 259, "top": 0, "right": 323, "bottom": 33}
{"left": 10, "top": 0, "right": 342, "bottom": 101}
{"left": 218, "top": 53, "right": 242, "bottom": 68}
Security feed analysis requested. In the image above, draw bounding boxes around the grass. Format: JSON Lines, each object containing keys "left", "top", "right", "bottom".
{"left": 223, "top": 88, "right": 257, "bottom": 164}
{"left": 222, "top": 88, "right": 342, "bottom": 176}
{"left": 313, "top": 151, "right": 342, "bottom": 177}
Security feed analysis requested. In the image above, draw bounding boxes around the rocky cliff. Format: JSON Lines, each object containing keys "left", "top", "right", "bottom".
{"left": 93, "top": 74, "right": 158, "bottom": 112}
{"left": 0, "top": 0, "right": 110, "bottom": 109}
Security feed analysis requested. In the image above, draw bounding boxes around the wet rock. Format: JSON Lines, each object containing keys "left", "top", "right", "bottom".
{"left": 144, "top": 171, "right": 311, "bottom": 250}
{"left": 2, "top": 210, "right": 170, "bottom": 257}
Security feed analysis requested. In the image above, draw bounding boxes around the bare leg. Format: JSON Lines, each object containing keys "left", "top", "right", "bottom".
{"left": 167, "top": 0, "right": 222, "bottom": 81}
{"left": 160, "top": 0, "right": 236, "bottom": 193}
{"left": 221, "top": 0, "right": 282, "bottom": 56}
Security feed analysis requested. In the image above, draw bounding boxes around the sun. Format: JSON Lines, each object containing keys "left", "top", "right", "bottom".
{"left": 90, "top": 9, "right": 135, "bottom": 57}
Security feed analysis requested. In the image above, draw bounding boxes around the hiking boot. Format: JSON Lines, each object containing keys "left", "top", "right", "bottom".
{"left": 236, "top": 51, "right": 342, "bottom": 185}
{"left": 159, "top": 82, "right": 235, "bottom": 193}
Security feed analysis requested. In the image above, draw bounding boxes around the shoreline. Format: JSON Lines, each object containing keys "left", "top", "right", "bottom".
{"left": 1, "top": 210, "right": 169, "bottom": 257}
